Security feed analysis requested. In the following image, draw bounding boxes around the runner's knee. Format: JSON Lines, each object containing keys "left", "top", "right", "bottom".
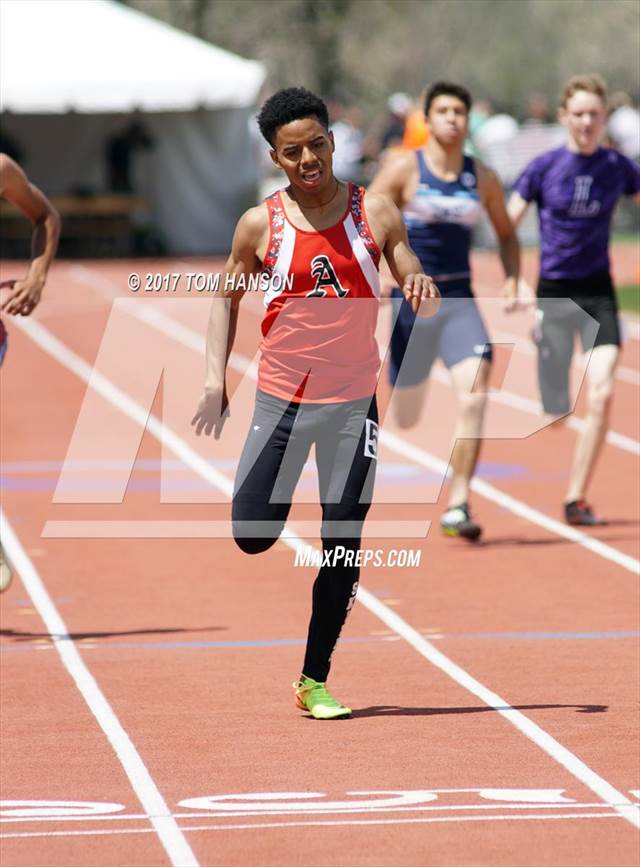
{"left": 232, "top": 523, "right": 282, "bottom": 555}
{"left": 394, "top": 400, "right": 422, "bottom": 429}
{"left": 587, "top": 378, "right": 614, "bottom": 416}
{"left": 231, "top": 500, "right": 287, "bottom": 554}
{"left": 458, "top": 390, "right": 487, "bottom": 420}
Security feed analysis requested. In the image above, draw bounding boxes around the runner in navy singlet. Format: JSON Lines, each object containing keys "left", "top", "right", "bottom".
{"left": 509, "top": 74, "right": 640, "bottom": 526}
{"left": 370, "top": 81, "right": 521, "bottom": 541}
{"left": 0, "top": 154, "right": 61, "bottom": 591}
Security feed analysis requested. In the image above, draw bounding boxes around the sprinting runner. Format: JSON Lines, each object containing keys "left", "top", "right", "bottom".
{"left": 369, "top": 81, "right": 521, "bottom": 541}
{"left": 508, "top": 74, "right": 640, "bottom": 526}
{"left": 0, "top": 153, "right": 61, "bottom": 591}
{"left": 191, "top": 87, "right": 439, "bottom": 719}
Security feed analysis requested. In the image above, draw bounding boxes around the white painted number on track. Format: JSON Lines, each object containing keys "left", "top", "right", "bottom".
{"left": 179, "top": 791, "right": 438, "bottom": 813}
{"left": 6, "top": 789, "right": 637, "bottom": 823}
{"left": 0, "top": 801, "right": 125, "bottom": 818}
{"left": 178, "top": 788, "right": 580, "bottom": 814}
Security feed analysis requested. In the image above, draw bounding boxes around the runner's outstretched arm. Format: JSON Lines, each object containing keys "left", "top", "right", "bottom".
{"left": 368, "top": 155, "right": 413, "bottom": 296}
{"left": 479, "top": 166, "right": 522, "bottom": 311}
{"left": 507, "top": 191, "right": 540, "bottom": 307}
{"left": 191, "top": 206, "right": 265, "bottom": 438}
{"left": 0, "top": 154, "right": 61, "bottom": 315}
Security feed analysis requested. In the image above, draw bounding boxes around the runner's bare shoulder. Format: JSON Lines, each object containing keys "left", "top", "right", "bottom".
{"left": 362, "top": 189, "right": 403, "bottom": 228}
{"left": 234, "top": 201, "right": 270, "bottom": 252}
{"left": 0, "top": 153, "right": 22, "bottom": 196}
{"left": 368, "top": 149, "right": 417, "bottom": 206}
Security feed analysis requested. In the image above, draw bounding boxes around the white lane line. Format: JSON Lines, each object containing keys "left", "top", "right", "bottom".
{"left": 0, "top": 512, "right": 199, "bottom": 867}
{"left": 567, "top": 417, "right": 639, "bottom": 456}
{"left": 380, "top": 429, "right": 640, "bottom": 576}
{"left": 0, "top": 812, "right": 625, "bottom": 840}
{"left": 428, "top": 365, "right": 640, "bottom": 457}
{"left": 71, "top": 265, "right": 640, "bottom": 452}
{"left": 355, "top": 586, "right": 640, "bottom": 830}
{"left": 11, "top": 316, "right": 640, "bottom": 830}
{"left": 127, "top": 303, "right": 640, "bottom": 576}
{"left": 617, "top": 366, "right": 640, "bottom": 386}
{"left": 490, "top": 327, "right": 640, "bottom": 387}
{"left": 622, "top": 316, "right": 640, "bottom": 341}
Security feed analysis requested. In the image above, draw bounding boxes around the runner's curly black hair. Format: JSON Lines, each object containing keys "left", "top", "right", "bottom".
{"left": 257, "top": 87, "right": 330, "bottom": 146}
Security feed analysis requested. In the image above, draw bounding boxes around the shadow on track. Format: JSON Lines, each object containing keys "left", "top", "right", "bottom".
{"left": 0, "top": 625, "right": 226, "bottom": 642}
{"left": 455, "top": 532, "right": 638, "bottom": 548}
{"left": 350, "top": 703, "right": 608, "bottom": 718}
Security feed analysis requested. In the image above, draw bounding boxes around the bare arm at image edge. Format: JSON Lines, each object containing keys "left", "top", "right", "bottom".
{"left": 0, "top": 154, "right": 61, "bottom": 315}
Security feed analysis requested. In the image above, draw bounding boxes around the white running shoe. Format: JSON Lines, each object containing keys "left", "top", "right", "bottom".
{"left": 440, "top": 503, "right": 482, "bottom": 541}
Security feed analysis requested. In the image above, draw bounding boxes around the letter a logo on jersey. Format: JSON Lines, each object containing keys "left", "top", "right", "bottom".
{"left": 308, "top": 255, "right": 348, "bottom": 298}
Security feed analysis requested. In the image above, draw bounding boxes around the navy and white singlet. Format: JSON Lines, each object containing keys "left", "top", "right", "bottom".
{"left": 390, "top": 151, "right": 492, "bottom": 386}
{"left": 403, "top": 151, "right": 482, "bottom": 293}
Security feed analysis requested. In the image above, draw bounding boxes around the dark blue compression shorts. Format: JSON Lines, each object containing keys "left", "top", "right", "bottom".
{"left": 389, "top": 284, "right": 492, "bottom": 387}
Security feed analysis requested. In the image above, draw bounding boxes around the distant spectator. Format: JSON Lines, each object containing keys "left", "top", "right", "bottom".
{"left": 328, "top": 98, "right": 364, "bottom": 183}
{"left": 106, "top": 120, "right": 154, "bottom": 193}
{"left": 473, "top": 103, "right": 519, "bottom": 181}
{"left": 474, "top": 108, "right": 518, "bottom": 152}
{"left": 608, "top": 92, "right": 640, "bottom": 160}
{"left": 249, "top": 107, "right": 284, "bottom": 201}
{"left": 402, "top": 91, "right": 430, "bottom": 150}
{"left": 0, "top": 132, "right": 23, "bottom": 164}
{"left": 469, "top": 98, "right": 492, "bottom": 140}
{"left": 467, "top": 98, "right": 493, "bottom": 157}
{"left": 380, "top": 92, "right": 412, "bottom": 151}
{"left": 523, "top": 92, "right": 552, "bottom": 126}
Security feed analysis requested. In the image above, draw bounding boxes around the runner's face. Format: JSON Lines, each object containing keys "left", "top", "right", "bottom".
{"left": 426, "top": 95, "right": 468, "bottom": 146}
{"left": 560, "top": 91, "right": 606, "bottom": 154}
{"left": 271, "top": 117, "right": 335, "bottom": 193}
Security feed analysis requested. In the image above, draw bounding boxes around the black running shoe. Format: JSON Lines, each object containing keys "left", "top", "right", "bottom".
{"left": 440, "top": 503, "right": 482, "bottom": 541}
{"left": 565, "top": 499, "right": 606, "bottom": 526}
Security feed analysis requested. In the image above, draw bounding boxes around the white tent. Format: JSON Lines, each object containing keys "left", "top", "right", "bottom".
{"left": 0, "top": 0, "right": 267, "bottom": 253}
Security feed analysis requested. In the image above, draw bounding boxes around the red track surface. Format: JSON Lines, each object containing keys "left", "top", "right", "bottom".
{"left": 1, "top": 246, "right": 639, "bottom": 867}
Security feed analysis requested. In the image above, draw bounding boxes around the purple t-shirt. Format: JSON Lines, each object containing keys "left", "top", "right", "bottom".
{"left": 513, "top": 146, "right": 640, "bottom": 280}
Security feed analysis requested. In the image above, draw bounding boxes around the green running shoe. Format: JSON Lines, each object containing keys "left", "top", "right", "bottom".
{"left": 293, "top": 675, "right": 352, "bottom": 720}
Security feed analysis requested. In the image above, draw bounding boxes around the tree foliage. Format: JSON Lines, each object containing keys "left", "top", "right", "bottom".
{"left": 123, "top": 0, "right": 640, "bottom": 116}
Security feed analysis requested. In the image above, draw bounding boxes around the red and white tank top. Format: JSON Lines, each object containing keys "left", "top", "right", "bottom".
{"left": 259, "top": 183, "right": 381, "bottom": 403}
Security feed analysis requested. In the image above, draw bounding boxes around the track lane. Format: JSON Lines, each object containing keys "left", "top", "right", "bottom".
{"left": 1, "top": 260, "right": 638, "bottom": 866}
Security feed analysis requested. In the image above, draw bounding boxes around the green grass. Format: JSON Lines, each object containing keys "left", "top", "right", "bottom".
{"left": 611, "top": 232, "right": 640, "bottom": 245}
{"left": 611, "top": 229, "right": 640, "bottom": 246}
{"left": 617, "top": 285, "right": 640, "bottom": 313}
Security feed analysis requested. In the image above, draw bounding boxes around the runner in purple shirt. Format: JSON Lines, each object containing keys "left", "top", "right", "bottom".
{"left": 508, "top": 74, "right": 640, "bottom": 526}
